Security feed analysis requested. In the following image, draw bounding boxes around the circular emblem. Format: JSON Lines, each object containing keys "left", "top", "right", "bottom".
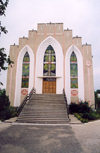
{"left": 71, "top": 90, "right": 78, "bottom": 96}
{"left": 21, "top": 89, "right": 28, "bottom": 95}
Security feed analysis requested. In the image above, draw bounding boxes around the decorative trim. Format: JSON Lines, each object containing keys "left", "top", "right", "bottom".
{"left": 35, "top": 36, "right": 64, "bottom": 94}
{"left": 14, "top": 45, "right": 34, "bottom": 106}
{"left": 65, "top": 45, "right": 84, "bottom": 104}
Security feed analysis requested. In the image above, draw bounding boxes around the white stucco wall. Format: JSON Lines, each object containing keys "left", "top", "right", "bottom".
{"left": 35, "top": 36, "right": 64, "bottom": 94}
{"left": 65, "top": 45, "right": 84, "bottom": 104}
{"left": 14, "top": 45, "right": 34, "bottom": 106}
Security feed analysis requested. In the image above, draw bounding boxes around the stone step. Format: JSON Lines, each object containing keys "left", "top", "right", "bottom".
{"left": 27, "top": 103, "right": 66, "bottom": 106}
{"left": 27, "top": 100, "right": 65, "bottom": 104}
{"left": 30, "top": 95, "right": 64, "bottom": 99}
{"left": 17, "top": 118, "right": 69, "bottom": 121}
{"left": 22, "top": 109, "right": 67, "bottom": 112}
{"left": 17, "top": 120, "right": 69, "bottom": 124}
{"left": 21, "top": 110, "right": 67, "bottom": 113}
{"left": 18, "top": 114, "right": 68, "bottom": 117}
{"left": 17, "top": 93, "right": 69, "bottom": 124}
{"left": 21, "top": 110, "right": 67, "bottom": 114}
{"left": 31, "top": 94, "right": 63, "bottom": 97}
{"left": 24, "top": 106, "right": 66, "bottom": 109}
{"left": 30, "top": 99, "right": 65, "bottom": 102}
{"left": 20, "top": 112, "right": 67, "bottom": 115}
{"left": 17, "top": 116, "right": 68, "bottom": 119}
{"left": 17, "top": 116, "right": 68, "bottom": 120}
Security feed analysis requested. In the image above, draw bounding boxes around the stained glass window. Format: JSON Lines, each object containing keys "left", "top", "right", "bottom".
{"left": 70, "top": 52, "right": 78, "bottom": 88}
{"left": 21, "top": 52, "right": 30, "bottom": 88}
{"left": 43, "top": 45, "right": 56, "bottom": 76}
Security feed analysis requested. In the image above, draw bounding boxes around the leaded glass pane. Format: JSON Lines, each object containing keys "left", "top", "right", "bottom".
{"left": 70, "top": 51, "right": 77, "bottom": 62}
{"left": 70, "top": 63, "right": 78, "bottom": 77}
{"left": 44, "top": 55, "right": 49, "bottom": 62}
{"left": 22, "top": 78, "right": 29, "bottom": 88}
{"left": 43, "top": 64, "right": 49, "bottom": 76}
{"left": 45, "top": 45, "right": 55, "bottom": 54}
{"left": 70, "top": 52, "right": 78, "bottom": 88}
{"left": 50, "top": 64, "right": 56, "bottom": 76}
{"left": 51, "top": 55, "right": 56, "bottom": 62}
{"left": 23, "top": 52, "right": 30, "bottom": 62}
{"left": 71, "top": 78, "right": 78, "bottom": 88}
{"left": 22, "top": 64, "right": 29, "bottom": 76}
{"left": 43, "top": 45, "right": 56, "bottom": 76}
{"left": 21, "top": 52, "right": 30, "bottom": 88}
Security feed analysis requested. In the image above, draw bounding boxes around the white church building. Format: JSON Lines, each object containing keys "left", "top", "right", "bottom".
{"left": 6, "top": 23, "right": 95, "bottom": 107}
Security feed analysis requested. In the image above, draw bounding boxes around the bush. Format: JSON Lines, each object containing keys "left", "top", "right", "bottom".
{"left": 69, "top": 102, "right": 91, "bottom": 114}
{"left": 9, "top": 106, "right": 18, "bottom": 118}
{"left": 83, "top": 111, "right": 100, "bottom": 120}
{"left": 74, "top": 113, "right": 88, "bottom": 123}
{"left": 69, "top": 102, "right": 100, "bottom": 123}
{"left": 0, "top": 89, "right": 17, "bottom": 121}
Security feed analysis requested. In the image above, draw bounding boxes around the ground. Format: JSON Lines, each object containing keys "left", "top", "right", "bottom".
{"left": 0, "top": 117, "right": 100, "bottom": 153}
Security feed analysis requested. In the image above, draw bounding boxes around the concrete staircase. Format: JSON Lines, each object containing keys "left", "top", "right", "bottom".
{"left": 17, "top": 94, "right": 69, "bottom": 124}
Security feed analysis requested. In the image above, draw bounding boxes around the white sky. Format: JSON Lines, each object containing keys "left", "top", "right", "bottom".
{"left": 0, "top": 0, "right": 100, "bottom": 90}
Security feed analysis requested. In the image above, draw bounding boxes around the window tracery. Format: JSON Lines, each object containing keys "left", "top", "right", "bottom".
{"left": 43, "top": 45, "right": 56, "bottom": 76}
{"left": 70, "top": 51, "right": 78, "bottom": 88}
{"left": 21, "top": 52, "right": 30, "bottom": 88}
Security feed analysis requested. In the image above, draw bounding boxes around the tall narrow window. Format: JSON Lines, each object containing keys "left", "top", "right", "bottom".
{"left": 70, "top": 51, "right": 78, "bottom": 88}
{"left": 21, "top": 52, "right": 30, "bottom": 88}
{"left": 43, "top": 45, "right": 56, "bottom": 76}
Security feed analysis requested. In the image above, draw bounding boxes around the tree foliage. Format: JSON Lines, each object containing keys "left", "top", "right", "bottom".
{"left": 0, "top": 89, "right": 17, "bottom": 121}
{"left": 0, "top": 0, "right": 9, "bottom": 35}
{"left": 0, "top": 0, "right": 13, "bottom": 85}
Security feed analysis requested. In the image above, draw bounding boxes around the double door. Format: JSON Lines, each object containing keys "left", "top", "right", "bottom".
{"left": 43, "top": 78, "right": 56, "bottom": 93}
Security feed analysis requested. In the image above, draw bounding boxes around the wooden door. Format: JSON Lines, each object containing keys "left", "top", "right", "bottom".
{"left": 43, "top": 78, "right": 56, "bottom": 93}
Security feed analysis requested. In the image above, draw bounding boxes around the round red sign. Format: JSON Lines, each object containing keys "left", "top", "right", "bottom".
{"left": 21, "top": 89, "right": 28, "bottom": 95}
{"left": 71, "top": 90, "right": 78, "bottom": 96}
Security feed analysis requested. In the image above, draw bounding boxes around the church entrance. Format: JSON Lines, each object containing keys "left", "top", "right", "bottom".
{"left": 43, "top": 45, "right": 56, "bottom": 93}
{"left": 43, "top": 78, "right": 56, "bottom": 93}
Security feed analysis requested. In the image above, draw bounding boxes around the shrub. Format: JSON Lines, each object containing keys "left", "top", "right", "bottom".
{"left": 0, "top": 89, "right": 17, "bottom": 121}
{"left": 69, "top": 102, "right": 91, "bottom": 114}
{"left": 74, "top": 113, "right": 88, "bottom": 123}
{"left": 9, "top": 106, "right": 18, "bottom": 118}
{"left": 0, "top": 89, "right": 10, "bottom": 121}
{"left": 69, "top": 103, "right": 78, "bottom": 114}
{"left": 69, "top": 102, "right": 100, "bottom": 123}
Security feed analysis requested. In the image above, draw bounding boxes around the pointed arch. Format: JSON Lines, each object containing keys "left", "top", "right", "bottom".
{"left": 65, "top": 45, "right": 84, "bottom": 104}
{"left": 70, "top": 51, "right": 78, "bottom": 89}
{"left": 43, "top": 45, "right": 56, "bottom": 76}
{"left": 21, "top": 52, "right": 30, "bottom": 88}
{"left": 14, "top": 45, "right": 34, "bottom": 106}
{"left": 35, "top": 36, "right": 63, "bottom": 94}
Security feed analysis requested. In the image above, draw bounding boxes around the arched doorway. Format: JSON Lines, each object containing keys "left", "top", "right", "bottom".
{"left": 35, "top": 36, "right": 63, "bottom": 94}
{"left": 43, "top": 45, "right": 56, "bottom": 93}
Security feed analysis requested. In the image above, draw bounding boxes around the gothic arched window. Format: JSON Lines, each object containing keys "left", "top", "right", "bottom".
{"left": 43, "top": 45, "right": 56, "bottom": 76}
{"left": 70, "top": 51, "right": 78, "bottom": 88}
{"left": 21, "top": 52, "right": 30, "bottom": 88}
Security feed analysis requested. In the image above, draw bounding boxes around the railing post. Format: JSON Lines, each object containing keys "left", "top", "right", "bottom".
{"left": 17, "top": 87, "right": 36, "bottom": 116}
{"left": 63, "top": 89, "right": 70, "bottom": 119}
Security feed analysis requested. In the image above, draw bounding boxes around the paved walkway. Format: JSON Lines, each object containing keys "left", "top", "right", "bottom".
{"left": 0, "top": 118, "right": 100, "bottom": 153}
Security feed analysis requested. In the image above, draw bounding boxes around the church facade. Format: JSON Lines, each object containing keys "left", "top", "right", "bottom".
{"left": 6, "top": 23, "right": 95, "bottom": 107}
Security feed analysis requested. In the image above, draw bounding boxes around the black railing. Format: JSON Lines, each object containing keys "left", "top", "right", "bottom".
{"left": 63, "top": 89, "right": 69, "bottom": 119}
{"left": 17, "top": 87, "right": 36, "bottom": 116}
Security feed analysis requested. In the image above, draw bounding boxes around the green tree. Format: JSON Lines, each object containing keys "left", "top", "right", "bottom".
{"left": 0, "top": 89, "right": 17, "bottom": 121}
{"left": 0, "top": 0, "right": 9, "bottom": 34}
{"left": 0, "top": 0, "right": 13, "bottom": 85}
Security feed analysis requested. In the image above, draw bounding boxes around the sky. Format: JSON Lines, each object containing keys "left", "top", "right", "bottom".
{"left": 0, "top": 0, "right": 100, "bottom": 90}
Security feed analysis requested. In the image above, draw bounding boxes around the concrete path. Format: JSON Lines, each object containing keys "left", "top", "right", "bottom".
{"left": 0, "top": 120, "right": 100, "bottom": 153}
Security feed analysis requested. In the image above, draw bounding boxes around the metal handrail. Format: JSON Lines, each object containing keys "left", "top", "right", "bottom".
{"left": 63, "top": 89, "right": 69, "bottom": 119}
{"left": 17, "top": 87, "right": 36, "bottom": 116}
